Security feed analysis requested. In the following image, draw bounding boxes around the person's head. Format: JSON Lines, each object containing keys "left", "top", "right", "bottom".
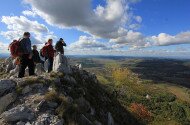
{"left": 48, "top": 39, "right": 53, "bottom": 45}
{"left": 23, "top": 32, "right": 30, "bottom": 38}
{"left": 59, "top": 38, "right": 65, "bottom": 43}
{"left": 32, "top": 45, "right": 37, "bottom": 50}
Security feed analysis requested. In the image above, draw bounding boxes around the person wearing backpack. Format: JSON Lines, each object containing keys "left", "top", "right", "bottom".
{"left": 32, "top": 45, "right": 43, "bottom": 64}
{"left": 43, "top": 39, "right": 55, "bottom": 72}
{"left": 55, "top": 38, "right": 66, "bottom": 55}
{"left": 18, "top": 32, "right": 34, "bottom": 78}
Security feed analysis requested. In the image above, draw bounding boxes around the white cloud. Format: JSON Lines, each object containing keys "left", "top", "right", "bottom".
{"left": 22, "top": 10, "right": 37, "bottom": 17}
{"left": 1, "top": 16, "right": 57, "bottom": 45}
{"left": 23, "top": 0, "right": 141, "bottom": 39}
{"left": 69, "top": 36, "right": 111, "bottom": 51}
{"left": 151, "top": 31, "right": 190, "bottom": 46}
{"left": 0, "top": 42, "right": 9, "bottom": 53}
{"left": 1, "top": 16, "right": 48, "bottom": 33}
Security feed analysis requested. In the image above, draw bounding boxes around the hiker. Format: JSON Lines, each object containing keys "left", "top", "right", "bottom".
{"left": 32, "top": 45, "right": 43, "bottom": 64}
{"left": 18, "top": 32, "right": 34, "bottom": 78}
{"left": 55, "top": 38, "right": 66, "bottom": 55}
{"left": 41, "top": 39, "right": 55, "bottom": 72}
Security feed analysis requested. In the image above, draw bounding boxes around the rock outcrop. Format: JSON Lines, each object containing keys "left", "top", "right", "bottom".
{"left": 1, "top": 105, "right": 35, "bottom": 122}
{"left": 0, "top": 80, "right": 16, "bottom": 96}
{"left": 53, "top": 54, "right": 71, "bottom": 74}
{"left": 0, "top": 54, "right": 142, "bottom": 125}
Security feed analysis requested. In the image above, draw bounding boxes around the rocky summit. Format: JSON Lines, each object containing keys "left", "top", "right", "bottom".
{"left": 0, "top": 54, "right": 141, "bottom": 125}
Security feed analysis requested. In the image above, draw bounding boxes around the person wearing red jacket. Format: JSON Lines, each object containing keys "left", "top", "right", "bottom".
{"left": 45, "top": 39, "right": 55, "bottom": 72}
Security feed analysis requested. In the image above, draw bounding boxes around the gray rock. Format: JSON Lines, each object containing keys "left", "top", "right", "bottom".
{"left": 53, "top": 54, "right": 72, "bottom": 74}
{"left": 16, "top": 121, "right": 26, "bottom": 125}
{"left": 63, "top": 75, "right": 77, "bottom": 84}
{"left": 35, "top": 100, "right": 46, "bottom": 111}
{"left": 4, "top": 57, "right": 13, "bottom": 65}
{"left": 10, "top": 65, "right": 19, "bottom": 76}
{"left": 94, "top": 120, "right": 102, "bottom": 125}
{"left": 44, "top": 59, "right": 49, "bottom": 73}
{"left": 22, "top": 86, "right": 32, "bottom": 94}
{"left": 79, "top": 114, "right": 93, "bottom": 125}
{"left": 6, "top": 61, "right": 15, "bottom": 73}
{"left": 0, "top": 80, "right": 16, "bottom": 96}
{"left": 35, "top": 63, "right": 45, "bottom": 76}
{"left": 76, "top": 97, "right": 91, "bottom": 113}
{"left": 0, "top": 92, "right": 17, "bottom": 114}
{"left": 34, "top": 113, "right": 63, "bottom": 125}
{"left": 108, "top": 112, "right": 114, "bottom": 125}
{"left": 47, "top": 102, "right": 58, "bottom": 109}
{"left": 1, "top": 105, "right": 34, "bottom": 122}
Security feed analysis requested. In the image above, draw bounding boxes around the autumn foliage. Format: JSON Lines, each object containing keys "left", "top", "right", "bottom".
{"left": 130, "top": 103, "right": 152, "bottom": 121}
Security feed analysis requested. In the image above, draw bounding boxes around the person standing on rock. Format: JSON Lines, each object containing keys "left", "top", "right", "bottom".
{"left": 44, "top": 39, "right": 55, "bottom": 72}
{"left": 18, "top": 32, "right": 34, "bottom": 78}
{"left": 32, "top": 45, "right": 43, "bottom": 64}
{"left": 55, "top": 38, "right": 66, "bottom": 55}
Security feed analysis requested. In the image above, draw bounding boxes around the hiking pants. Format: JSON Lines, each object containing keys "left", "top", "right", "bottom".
{"left": 47, "top": 57, "right": 53, "bottom": 73}
{"left": 18, "top": 54, "right": 35, "bottom": 78}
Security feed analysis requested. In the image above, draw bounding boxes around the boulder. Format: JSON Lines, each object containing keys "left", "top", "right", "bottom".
{"left": 10, "top": 65, "right": 19, "bottom": 76}
{"left": 35, "top": 63, "right": 45, "bottom": 76}
{"left": 44, "top": 59, "right": 49, "bottom": 72}
{"left": 0, "top": 80, "right": 16, "bottom": 96}
{"left": 0, "top": 92, "right": 17, "bottom": 114}
{"left": 1, "top": 105, "right": 35, "bottom": 122}
{"left": 5, "top": 57, "right": 15, "bottom": 73}
{"left": 53, "top": 54, "right": 71, "bottom": 74}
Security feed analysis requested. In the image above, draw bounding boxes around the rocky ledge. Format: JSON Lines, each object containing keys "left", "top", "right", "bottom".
{"left": 0, "top": 54, "right": 141, "bottom": 125}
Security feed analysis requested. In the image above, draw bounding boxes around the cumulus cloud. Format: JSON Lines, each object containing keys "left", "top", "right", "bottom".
{"left": 151, "top": 31, "right": 190, "bottom": 46}
{"left": 0, "top": 42, "right": 9, "bottom": 53}
{"left": 23, "top": 0, "right": 141, "bottom": 39}
{"left": 1, "top": 16, "right": 57, "bottom": 44}
{"left": 69, "top": 36, "right": 111, "bottom": 51}
{"left": 1, "top": 16, "right": 48, "bottom": 33}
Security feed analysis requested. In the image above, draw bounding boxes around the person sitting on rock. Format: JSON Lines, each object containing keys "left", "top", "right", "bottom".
{"left": 44, "top": 39, "right": 55, "bottom": 72}
{"left": 32, "top": 45, "right": 43, "bottom": 64}
{"left": 55, "top": 38, "right": 66, "bottom": 55}
{"left": 18, "top": 32, "right": 34, "bottom": 78}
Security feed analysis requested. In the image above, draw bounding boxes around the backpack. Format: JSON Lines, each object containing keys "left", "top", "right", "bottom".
{"left": 40, "top": 46, "right": 48, "bottom": 57}
{"left": 9, "top": 39, "right": 23, "bottom": 58}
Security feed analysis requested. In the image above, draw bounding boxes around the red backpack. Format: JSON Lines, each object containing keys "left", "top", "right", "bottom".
{"left": 40, "top": 45, "right": 48, "bottom": 57}
{"left": 9, "top": 39, "right": 23, "bottom": 58}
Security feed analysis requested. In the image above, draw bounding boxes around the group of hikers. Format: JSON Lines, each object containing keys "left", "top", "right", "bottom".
{"left": 9, "top": 32, "right": 66, "bottom": 78}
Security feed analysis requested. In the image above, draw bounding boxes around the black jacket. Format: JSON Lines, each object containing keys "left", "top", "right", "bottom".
{"left": 32, "top": 50, "right": 41, "bottom": 63}
{"left": 55, "top": 41, "right": 66, "bottom": 53}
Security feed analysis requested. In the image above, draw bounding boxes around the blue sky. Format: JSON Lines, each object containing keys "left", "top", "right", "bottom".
{"left": 0, "top": 0, "right": 190, "bottom": 58}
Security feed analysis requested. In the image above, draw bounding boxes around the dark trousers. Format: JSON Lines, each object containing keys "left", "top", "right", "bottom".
{"left": 45, "top": 57, "right": 53, "bottom": 73}
{"left": 18, "top": 54, "right": 34, "bottom": 78}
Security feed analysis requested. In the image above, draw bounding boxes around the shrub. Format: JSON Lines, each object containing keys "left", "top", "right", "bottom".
{"left": 130, "top": 103, "right": 152, "bottom": 122}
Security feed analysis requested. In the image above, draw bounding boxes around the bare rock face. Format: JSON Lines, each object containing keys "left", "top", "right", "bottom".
{"left": 108, "top": 112, "right": 114, "bottom": 125}
{"left": 0, "top": 80, "right": 16, "bottom": 96}
{"left": 5, "top": 57, "right": 15, "bottom": 73}
{"left": 9, "top": 65, "right": 19, "bottom": 76}
{"left": 0, "top": 92, "right": 17, "bottom": 114}
{"left": 33, "top": 113, "right": 64, "bottom": 125}
{"left": 1, "top": 105, "right": 35, "bottom": 122}
{"left": 35, "top": 63, "right": 45, "bottom": 76}
{"left": 53, "top": 54, "right": 71, "bottom": 74}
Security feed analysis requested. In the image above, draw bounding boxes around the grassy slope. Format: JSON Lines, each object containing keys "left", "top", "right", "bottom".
{"left": 71, "top": 57, "right": 190, "bottom": 125}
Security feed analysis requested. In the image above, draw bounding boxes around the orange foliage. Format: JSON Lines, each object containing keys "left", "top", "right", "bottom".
{"left": 130, "top": 103, "right": 152, "bottom": 121}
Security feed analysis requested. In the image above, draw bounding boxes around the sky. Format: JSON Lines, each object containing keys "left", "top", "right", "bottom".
{"left": 0, "top": 0, "right": 190, "bottom": 58}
